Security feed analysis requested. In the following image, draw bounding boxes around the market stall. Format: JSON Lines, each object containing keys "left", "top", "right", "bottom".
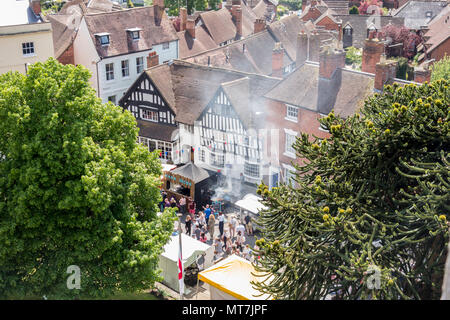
{"left": 197, "top": 254, "right": 273, "bottom": 300}
{"left": 158, "top": 233, "right": 214, "bottom": 293}
{"left": 234, "top": 193, "right": 267, "bottom": 229}
{"left": 162, "top": 161, "right": 215, "bottom": 207}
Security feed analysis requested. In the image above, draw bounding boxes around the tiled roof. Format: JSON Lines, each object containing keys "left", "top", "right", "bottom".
{"left": 336, "top": 14, "right": 405, "bottom": 48}
{"left": 84, "top": 6, "right": 178, "bottom": 58}
{"left": 184, "top": 30, "right": 294, "bottom": 75}
{"left": 47, "top": 13, "right": 83, "bottom": 58}
{"left": 393, "top": 0, "right": 448, "bottom": 29}
{"left": 137, "top": 120, "right": 178, "bottom": 142}
{"left": 264, "top": 61, "right": 375, "bottom": 118}
{"left": 253, "top": 0, "right": 276, "bottom": 22}
{"left": 177, "top": 25, "right": 219, "bottom": 58}
{"left": 322, "top": 0, "right": 349, "bottom": 15}
{"left": 419, "top": 6, "right": 450, "bottom": 58}
{"left": 143, "top": 60, "right": 280, "bottom": 126}
{"left": 200, "top": 8, "right": 237, "bottom": 45}
{"left": 268, "top": 14, "right": 338, "bottom": 61}
{"left": 49, "top": 0, "right": 122, "bottom": 58}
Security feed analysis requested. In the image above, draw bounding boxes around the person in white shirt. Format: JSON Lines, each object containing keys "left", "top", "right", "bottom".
{"left": 236, "top": 223, "right": 245, "bottom": 236}
{"left": 229, "top": 215, "right": 237, "bottom": 239}
{"left": 243, "top": 244, "right": 252, "bottom": 261}
{"left": 235, "top": 230, "right": 245, "bottom": 251}
{"left": 218, "top": 212, "right": 225, "bottom": 236}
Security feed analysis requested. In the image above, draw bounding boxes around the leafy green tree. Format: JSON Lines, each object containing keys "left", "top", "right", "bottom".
{"left": 345, "top": 46, "right": 362, "bottom": 70}
{"left": 349, "top": 5, "right": 359, "bottom": 14}
{"left": 0, "top": 59, "right": 175, "bottom": 299}
{"left": 431, "top": 55, "right": 450, "bottom": 82}
{"left": 254, "top": 80, "right": 450, "bottom": 299}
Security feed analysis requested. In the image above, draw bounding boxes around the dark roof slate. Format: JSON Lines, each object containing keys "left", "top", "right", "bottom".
{"left": 264, "top": 61, "right": 375, "bottom": 118}
{"left": 143, "top": 60, "right": 280, "bottom": 126}
{"left": 393, "top": 0, "right": 448, "bottom": 29}
{"left": 84, "top": 6, "right": 178, "bottom": 58}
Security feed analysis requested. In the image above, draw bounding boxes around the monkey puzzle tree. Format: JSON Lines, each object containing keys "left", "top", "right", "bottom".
{"left": 0, "top": 59, "right": 175, "bottom": 299}
{"left": 254, "top": 80, "right": 450, "bottom": 300}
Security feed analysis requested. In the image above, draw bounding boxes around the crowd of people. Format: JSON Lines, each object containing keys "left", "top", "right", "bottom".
{"left": 159, "top": 191, "right": 258, "bottom": 262}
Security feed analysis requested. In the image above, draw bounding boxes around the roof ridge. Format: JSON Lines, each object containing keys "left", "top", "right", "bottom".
{"left": 183, "top": 29, "right": 271, "bottom": 59}
{"left": 171, "top": 59, "right": 282, "bottom": 81}
{"left": 85, "top": 5, "right": 152, "bottom": 16}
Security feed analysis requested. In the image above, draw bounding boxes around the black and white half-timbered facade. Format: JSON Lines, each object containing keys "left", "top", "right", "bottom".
{"left": 195, "top": 87, "right": 263, "bottom": 183}
{"left": 119, "top": 72, "right": 178, "bottom": 163}
{"left": 119, "top": 60, "right": 280, "bottom": 185}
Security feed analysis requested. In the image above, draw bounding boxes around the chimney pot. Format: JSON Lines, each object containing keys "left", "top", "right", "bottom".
{"left": 296, "top": 32, "right": 308, "bottom": 65}
{"left": 319, "top": 48, "right": 346, "bottom": 79}
{"left": 414, "top": 67, "right": 431, "bottom": 83}
{"left": 186, "top": 19, "right": 195, "bottom": 38}
{"left": 231, "top": 5, "right": 243, "bottom": 39}
{"left": 154, "top": 0, "right": 165, "bottom": 8}
{"left": 180, "top": 7, "right": 187, "bottom": 31}
{"left": 362, "top": 38, "right": 385, "bottom": 74}
{"left": 147, "top": 51, "right": 159, "bottom": 69}
{"left": 272, "top": 42, "right": 284, "bottom": 77}
{"left": 374, "top": 60, "right": 397, "bottom": 91}
{"left": 254, "top": 18, "right": 266, "bottom": 33}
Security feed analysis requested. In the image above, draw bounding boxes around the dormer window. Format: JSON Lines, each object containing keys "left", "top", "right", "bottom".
{"left": 127, "top": 28, "right": 142, "bottom": 41}
{"left": 426, "top": 11, "right": 432, "bottom": 18}
{"left": 95, "top": 33, "right": 110, "bottom": 46}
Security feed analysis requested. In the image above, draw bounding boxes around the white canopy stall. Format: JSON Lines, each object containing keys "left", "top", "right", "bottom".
{"left": 234, "top": 194, "right": 267, "bottom": 228}
{"left": 158, "top": 233, "right": 214, "bottom": 293}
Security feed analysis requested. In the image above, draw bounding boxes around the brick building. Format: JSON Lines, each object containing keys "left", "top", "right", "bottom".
{"left": 262, "top": 42, "right": 420, "bottom": 186}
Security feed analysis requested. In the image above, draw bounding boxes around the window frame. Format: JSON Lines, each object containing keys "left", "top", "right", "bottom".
{"left": 140, "top": 108, "right": 158, "bottom": 122}
{"left": 136, "top": 56, "right": 144, "bottom": 74}
{"left": 99, "top": 35, "right": 110, "bottom": 46}
{"left": 285, "top": 104, "right": 299, "bottom": 122}
{"left": 244, "top": 162, "right": 260, "bottom": 178}
{"left": 121, "top": 59, "right": 129, "bottom": 78}
{"left": 22, "top": 42, "right": 35, "bottom": 56}
{"left": 108, "top": 95, "right": 116, "bottom": 104}
{"left": 285, "top": 132, "right": 296, "bottom": 155}
{"left": 105, "top": 62, "right": 114, "bottom": 81}
{"left": 131, "top": 31, "right": 140, "bottom": 40}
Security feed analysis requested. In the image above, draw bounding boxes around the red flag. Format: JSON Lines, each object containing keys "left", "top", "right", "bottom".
{"left": 178, "top": 235, "right": 184, "bottom": 296}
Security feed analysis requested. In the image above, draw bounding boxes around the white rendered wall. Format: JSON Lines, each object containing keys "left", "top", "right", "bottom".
{"left": 97, "top": 40, "right": 179, "bottom": 103}
{"left": 73, "top": 18, "right": 100, "bottom": 92}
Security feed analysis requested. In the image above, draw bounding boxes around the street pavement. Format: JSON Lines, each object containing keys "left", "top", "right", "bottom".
{"left": 176, "top": 209, "right": 258, "bottom": 253}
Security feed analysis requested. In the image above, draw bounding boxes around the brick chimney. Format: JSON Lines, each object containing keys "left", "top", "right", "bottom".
{"left": 153, "top": 0, "right": 165, "bottom": 26}
{"left": 319, "top": 47, "right": 346, "bottom": 79}
{"left": 231, "top": 5, "right": 243, "bottom": 39}
{"left": 308, "top": 32, "right": 320, "bottom": 62}
{"left": 272, "top": 42, "right": 284, "bottom": 78}
{"left": 296, "top": 31, "right": 308, "bottom": 66}
{"left": 362, "top": 32, "right": 385, "bottom": 74}
{"left": 29, "top": 0, "right": 41, "bottom": 16}
{"left": 154, "top": 0, "right": 165, "bottom": 8}
{"left": 254, "top": 18, "right": 266, "bottom": 33}
{"left": 180, "top": 7, "right": 187, "bottom": 31}
{"left": 414, "top": 67, "right": 431, "bottom": 83}
{"left": 147, "top": 52, "right": 159, "bottom": 69}
{"left": 186, "top": 19, "right": 195, "bottom": 38}
{"left": 374, "top": 59, "right": 398, "bottom": 91}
